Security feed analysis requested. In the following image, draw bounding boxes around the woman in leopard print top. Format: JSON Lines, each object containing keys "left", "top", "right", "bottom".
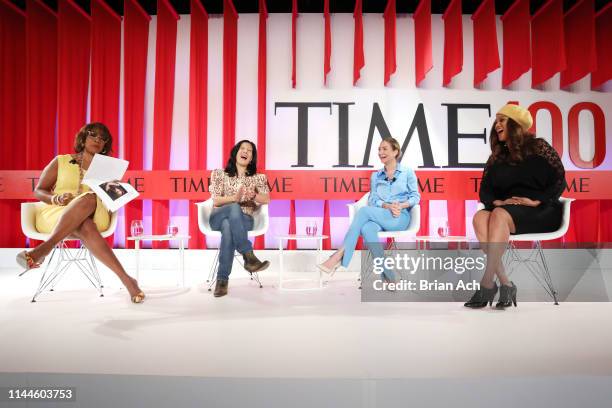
{"left": 208, "top": 140, "right": 271, "bottom": 297}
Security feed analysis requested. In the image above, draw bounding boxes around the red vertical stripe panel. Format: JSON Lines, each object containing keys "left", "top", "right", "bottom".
{"left": 152, "top": 0, "right": 179, "bottom": 249}
{"left": 324, "top": 0, "right": 331, "bottom": 85}
{"left": 91, "top": 0, "right": 121, "bottom": 247}
{"left": 501, "top": 0, "right": 530, "bottom": 87}
{"left": 442, "top": 0, "right": 463, "bottom": 86}
{"left": 287, "top": 200, "right": 297, "bottom": 250}
{"left": 531, "top": 0, "right": 566, "bottom": 87}
{"left": 419, "top": 200, "right": 429, "bottom": 236}
{"left": 0, "top": 0, "right": 26, "bottom": 247}
{"left": 291, "top": 0, "right": 298, "bottom": 88}
{"left": 189, "top": 0, "right": 208, "bottom": 249}
{"left": 257, "top": 0, "right": 268, "bottom": 175}
{"left": 591, "top": 3, "right": 612, "bottom": 89}
{"left": 600, "top": 201, "right": 612, "bottom": 243}
{"left": 413, "top": 0, "right": 433, "bottom": 86}
{"left": 472, "top": 0, "right": 500, "bottom": 86}
{"left": 57, "top": 0, "right": 90, "bottom": 154}
{"left": 560, "top": 0, "right": 596, "bottom": 88}
{"left": 565, "top": 200, "right": 600, "bottom": 243}
{"left": 254, "top": 0, "right": 268, "bottom": 250}
{"left": 447, "top": 199, "right": 465, "bottom": 249}
{"left": 26, "top": 0, "right": 57, "bottom": 170}
{"left": 123, "top": 0, "right": 150, "bottom": 247}
{"left": 322, "top": 200, "right": 331, "bottom": 250}
{"left": 91, "top": 0, "right": 121, "bottom": 151}
{"left": 353, "top": 0, "right": 364, "bottom": 85}
{"left": 25, "top": 0, "right": 56, "bottom": 249}
{"left": 222, "top": 0, "right": 238, "bottom": 164}
{"left": 383, "top": 0, "right": 396, "bottom": 86}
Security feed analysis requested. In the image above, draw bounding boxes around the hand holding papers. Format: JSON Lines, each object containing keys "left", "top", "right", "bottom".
{"left": 82, "top": 154, "right": 139, "bottom": 212}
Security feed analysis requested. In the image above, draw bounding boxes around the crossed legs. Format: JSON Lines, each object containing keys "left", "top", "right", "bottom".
{"left": 321, "top": 206, "right": 410, "bottom": 279}
{"left": 27, "top": 193, "right": 142, "bottom": 298}
{"left": 473, "top": 208, "right": 516, "bottom": 288}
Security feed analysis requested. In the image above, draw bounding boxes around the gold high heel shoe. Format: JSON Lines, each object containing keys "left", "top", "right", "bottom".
{"left": 16, "top": 251, "right": 44, "bottom": 276}
{"left": 128, "top": 277, "right": 145, "bottom": 303}
{"left": 131, "top": 292, "right": 145, "bottom": 304}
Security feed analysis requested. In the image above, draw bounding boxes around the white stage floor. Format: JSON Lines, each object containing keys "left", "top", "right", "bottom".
{"left": 1, "top": 249, "right": 612, "bottom": 407}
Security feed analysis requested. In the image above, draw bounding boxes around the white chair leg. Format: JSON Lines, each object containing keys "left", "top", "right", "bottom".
{"left": 207, "top": 250, "right": 220, "bottom": 291}
{"left": 534, "top": 241, "right": 559, "bottom": 305}
{"left": 31, "top": 246, "right": 58, "bottom": 302}
{"left": 87, "top": 249, "right": 104, "bottom": 291}
{"left": 206, "top": 249, "right": 219, "bottom": 284}
{"left": 207, "top": 249, "right": 265, "bottom": 291}
{"left": 31, "top": 241, "right": 105, "bottom": 302}
{"left": 233, "top": 252, "right": 264, "bottom": 288}
{"left": 503, "top": 241, "right": 559, "bottom": 305}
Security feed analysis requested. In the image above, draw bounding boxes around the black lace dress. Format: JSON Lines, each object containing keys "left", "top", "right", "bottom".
{"left": 479, "top": 138, "right": 566, "bottom": 235}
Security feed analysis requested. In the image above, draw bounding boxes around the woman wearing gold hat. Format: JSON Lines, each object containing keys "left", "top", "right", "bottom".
{"left": 465, "top": 104, "right": 566, "bottom": 309}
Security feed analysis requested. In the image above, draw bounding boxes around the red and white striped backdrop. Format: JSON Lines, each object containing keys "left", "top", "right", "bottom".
{"left": 1, "top": 0, "right": 611, "bottom": 249}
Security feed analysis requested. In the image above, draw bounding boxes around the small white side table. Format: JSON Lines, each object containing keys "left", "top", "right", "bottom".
{"left": 126, "top": 235, "right": 190, "bottom": 287}
{"left": 277, "top": 234, "right": 329, "bottom": 290}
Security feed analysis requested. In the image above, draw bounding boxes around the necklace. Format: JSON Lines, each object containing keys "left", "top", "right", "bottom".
{"left": 74, "top": 152, "right": 85, "bottom": 195}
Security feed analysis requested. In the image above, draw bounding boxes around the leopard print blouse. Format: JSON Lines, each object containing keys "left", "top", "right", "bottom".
{"left": 210, "top": 169, "right": 270, "bottom": 216}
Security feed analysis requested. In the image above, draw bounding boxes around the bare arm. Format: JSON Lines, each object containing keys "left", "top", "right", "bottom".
{"left": 35, "top": 157, "right": 76, "bottom": 206}
{"left": 213, "top": 190, "right": 241, "bottom": 207}
{"left": 251, "top": 174, "right": 270, "bottom": 204}
{"left": 34, "top": 158, "right": 59, "bottom": 204}
{"left": 253, "top": 191, "right": 270, "bottom": 204}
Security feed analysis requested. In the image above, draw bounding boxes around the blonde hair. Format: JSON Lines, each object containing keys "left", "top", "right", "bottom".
{"left": 381, "top": 137, "right": 401, "bottom": 160}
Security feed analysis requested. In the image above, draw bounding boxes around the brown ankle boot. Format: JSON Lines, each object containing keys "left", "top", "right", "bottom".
{"left": 214, "top": 279, "right": 228, "bottom": 297}
{"left": 242, "top": 251, "right": 270, "bottom": 273}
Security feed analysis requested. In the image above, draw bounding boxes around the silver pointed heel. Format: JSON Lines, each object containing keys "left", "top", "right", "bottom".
{"left": 316, "top": 261, "right": 341, "bottom": 278}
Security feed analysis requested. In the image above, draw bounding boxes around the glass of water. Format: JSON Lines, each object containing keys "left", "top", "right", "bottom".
{"left": 130, "top": 220, "right": 144, "bottom": 237}
{"left": 437, "top": 221, "right": 449, "bottom": 238}
{"left": 167, "top": 224, "right": 179, "bottom": 237}
{"left": 306, "top": 220, "right": 318, "bottom": 236}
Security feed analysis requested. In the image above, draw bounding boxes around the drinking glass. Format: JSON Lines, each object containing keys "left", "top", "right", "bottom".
{"left": 306, "top": 220, "right": 318, "bottom": 236}
{"left": 130, "top": 220, "right": 144, "bottom": 237}
{"left": 167, "top": 224, "right": 179, "bottom": 237}
{"left": 437, "top": 221, "right": 449, "bottom": 238}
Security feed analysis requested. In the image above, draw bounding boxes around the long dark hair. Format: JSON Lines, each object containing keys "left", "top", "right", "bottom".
{"left": 74, "top": 122, "right": 113, "bottom": 155}
{"left": 224, "top": 140, "right": 258, "bottom": 177}
{"left": 487, "top": 118, "right": 536, "bottom": 165}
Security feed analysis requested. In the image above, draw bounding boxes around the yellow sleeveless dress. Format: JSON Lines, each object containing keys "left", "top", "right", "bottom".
{"left": 35, "top": 154, "right": 110, "bottom": 233}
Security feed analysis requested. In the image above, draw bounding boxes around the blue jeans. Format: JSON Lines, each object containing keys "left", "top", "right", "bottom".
{"left": 341, "top": 206, "right": 410, "bottom": 279}
{"left": 209, "top": 203, "right": 254, "bottom": 280}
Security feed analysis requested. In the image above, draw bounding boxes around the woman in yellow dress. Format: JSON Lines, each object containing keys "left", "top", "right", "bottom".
{"left": 16, "top": 123, "right": 145, "bottom": 303}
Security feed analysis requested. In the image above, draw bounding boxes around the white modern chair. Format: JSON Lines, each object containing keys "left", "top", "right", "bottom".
{"left": 476, "top": 197, "right": 574, "bottom": 304}
{"left": 347, "top": 192, "right": 421, "bottom": 288}
{"left": 196, "top": 199, "right": 269, "bottom": 290}
{"left": 20, "top": 201, "right": 119, "bottom": 302}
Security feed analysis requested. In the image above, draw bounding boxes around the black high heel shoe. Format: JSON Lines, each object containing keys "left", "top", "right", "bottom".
{"left": 495, "top": 282, "right": 517, "bottom": 309}
{"left": 464, "top": 282, "right": 498, "bottom": 308}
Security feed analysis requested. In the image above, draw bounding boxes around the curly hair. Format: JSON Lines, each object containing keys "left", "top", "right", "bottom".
{"left": 224, "top": 140, "right": 258, "bottom": 177}
{"left": 74, "top": 122, "right": 113, "bottom": 155}
{"left": 487, "top": 118, "right": 536, "bottom": 165}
